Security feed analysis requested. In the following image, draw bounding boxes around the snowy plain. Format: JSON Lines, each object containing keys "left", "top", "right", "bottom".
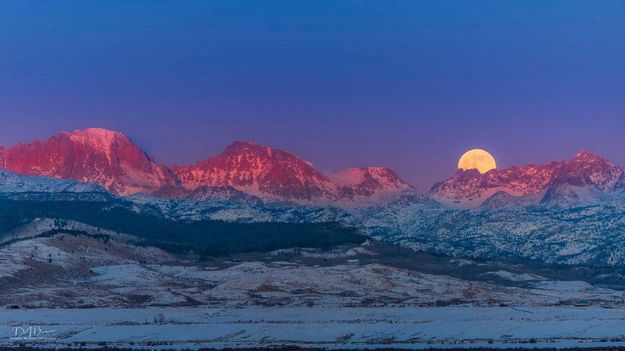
{"left": 3, "top": 306, "right": 625, "bottom": 349}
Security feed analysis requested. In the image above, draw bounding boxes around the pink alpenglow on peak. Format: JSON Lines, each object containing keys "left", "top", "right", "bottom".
{"left": 0, "top": 129, "right": 415, "bottom": 204}
{"left": 172, "top": 141, "right": 416, "bottom": 204}
{"left": 431, "top": 151, "right": 625, "bottom": 208}
{"left": 562, "top": 151, "right": 624, "bottom": 191}
{"left": 332, "top": 167, "right": 415, "bottom": 201}
{"left": 174, "top": 141, "right": 338, "bottom": 202}
{"left": 0, "top": 128, "right": 179, "bottom": 196}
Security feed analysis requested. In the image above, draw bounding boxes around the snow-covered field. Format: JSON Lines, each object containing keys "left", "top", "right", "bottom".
{"left": 3, "top": 306, "right": 625, "bottom": 349}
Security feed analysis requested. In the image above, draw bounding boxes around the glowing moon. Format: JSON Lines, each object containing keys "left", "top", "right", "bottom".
{"left": 458, "top": 149, "right": 497, "bottom": 174}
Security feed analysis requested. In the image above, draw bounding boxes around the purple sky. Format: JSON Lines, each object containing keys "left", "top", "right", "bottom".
{"left": 1, "top": 1, "right": 624, "bottom": 190}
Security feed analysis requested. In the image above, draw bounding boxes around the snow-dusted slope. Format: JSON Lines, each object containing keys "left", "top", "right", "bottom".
{"left": 0, "top": 168, "right": 109, "bottom": 200}
{"left": 133, "top": 180, "right": 625, "bottom": 267}
{"left": 353, "top": 193, "right": 625, "bottom": 266}
{"left": 2, "top": 228, "right": 622, "bottom": 310}
{"left": 130, "top": 193, "right": 355, "bottom": 224}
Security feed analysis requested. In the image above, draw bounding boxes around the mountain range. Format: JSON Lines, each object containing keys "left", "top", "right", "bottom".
{"left": 0, "top": 128, "right": 414, "bottom": 205}
{"left": 2, "top": 128, "right": 625, "bottom": 210}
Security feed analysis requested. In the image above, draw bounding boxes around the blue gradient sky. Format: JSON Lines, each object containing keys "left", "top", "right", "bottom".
{"left": 1, "top": 1, "right": 624, "bottom": 190}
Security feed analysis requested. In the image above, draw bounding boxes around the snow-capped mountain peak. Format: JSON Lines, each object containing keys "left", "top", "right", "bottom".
{"left": 0, "top": 128, "right": 178, "bottom": 196}
{"left": 1, "top": 129, "right": 414, "bottom": 205}
{"left": 332, "top": 167, "right": 415, "bottom": 202}
{"left": 430, "top": 151, "right": 625, "bottom": 208}
{"left": 173, "top": 141, "right": 338, "bottom": 202}
{"left": 563, "top": 150, "right": 623, "bottom": 191}
{"left": 172, "top": 142, "right": 415, "bottom": 204}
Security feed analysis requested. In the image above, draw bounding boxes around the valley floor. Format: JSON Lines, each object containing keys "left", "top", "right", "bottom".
{"left": 3, "top": 306, "right": 625, "bottom": 349}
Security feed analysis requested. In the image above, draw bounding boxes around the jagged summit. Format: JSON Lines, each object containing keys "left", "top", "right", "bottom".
{"left": 331, "top": 167, "right": 415, "bottom": 202}
{"left": 222, "top": 140, "right": 267, "bottom": 154}
{"left": 227, "top": 140, "right": 264, "bottom": 148}
{"left": 58, "top": 128, "right": 131, "bottom": 149}
{"left": 572, "top": 150, "right": 603, "bottom": 161}
{"left": 560, "top": 150, "right": 623, "bottom": 192}
{"left": 66, "top": 127, "right": 125, "bottom": 138}
{"left": 567, "top": 150, "right": 616, "bottom": 171}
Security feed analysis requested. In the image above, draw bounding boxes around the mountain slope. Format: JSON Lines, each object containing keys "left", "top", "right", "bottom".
{"left": 0, "top": 128, "right": 179, "bottom": 196}
{"left": 0, "top": 196, "right": 365, "bottom": 258}
{"left": 354, "top": 191, "right": 625, "bottom": 266}
{"left": 0, "top": 168, "right": 110, "bottom": 202}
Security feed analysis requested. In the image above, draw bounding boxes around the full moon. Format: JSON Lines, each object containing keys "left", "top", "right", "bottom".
{"left": 457, "top": 149, "right": 497, "bottom": 174}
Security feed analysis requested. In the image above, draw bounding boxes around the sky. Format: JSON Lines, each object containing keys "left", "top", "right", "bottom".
{"left": 1, "top": 1, "right": 624, "bottom": 190}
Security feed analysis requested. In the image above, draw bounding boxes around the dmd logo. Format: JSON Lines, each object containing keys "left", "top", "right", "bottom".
{"left": 11, "top": 326, "right": 56, "bottom": 341}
